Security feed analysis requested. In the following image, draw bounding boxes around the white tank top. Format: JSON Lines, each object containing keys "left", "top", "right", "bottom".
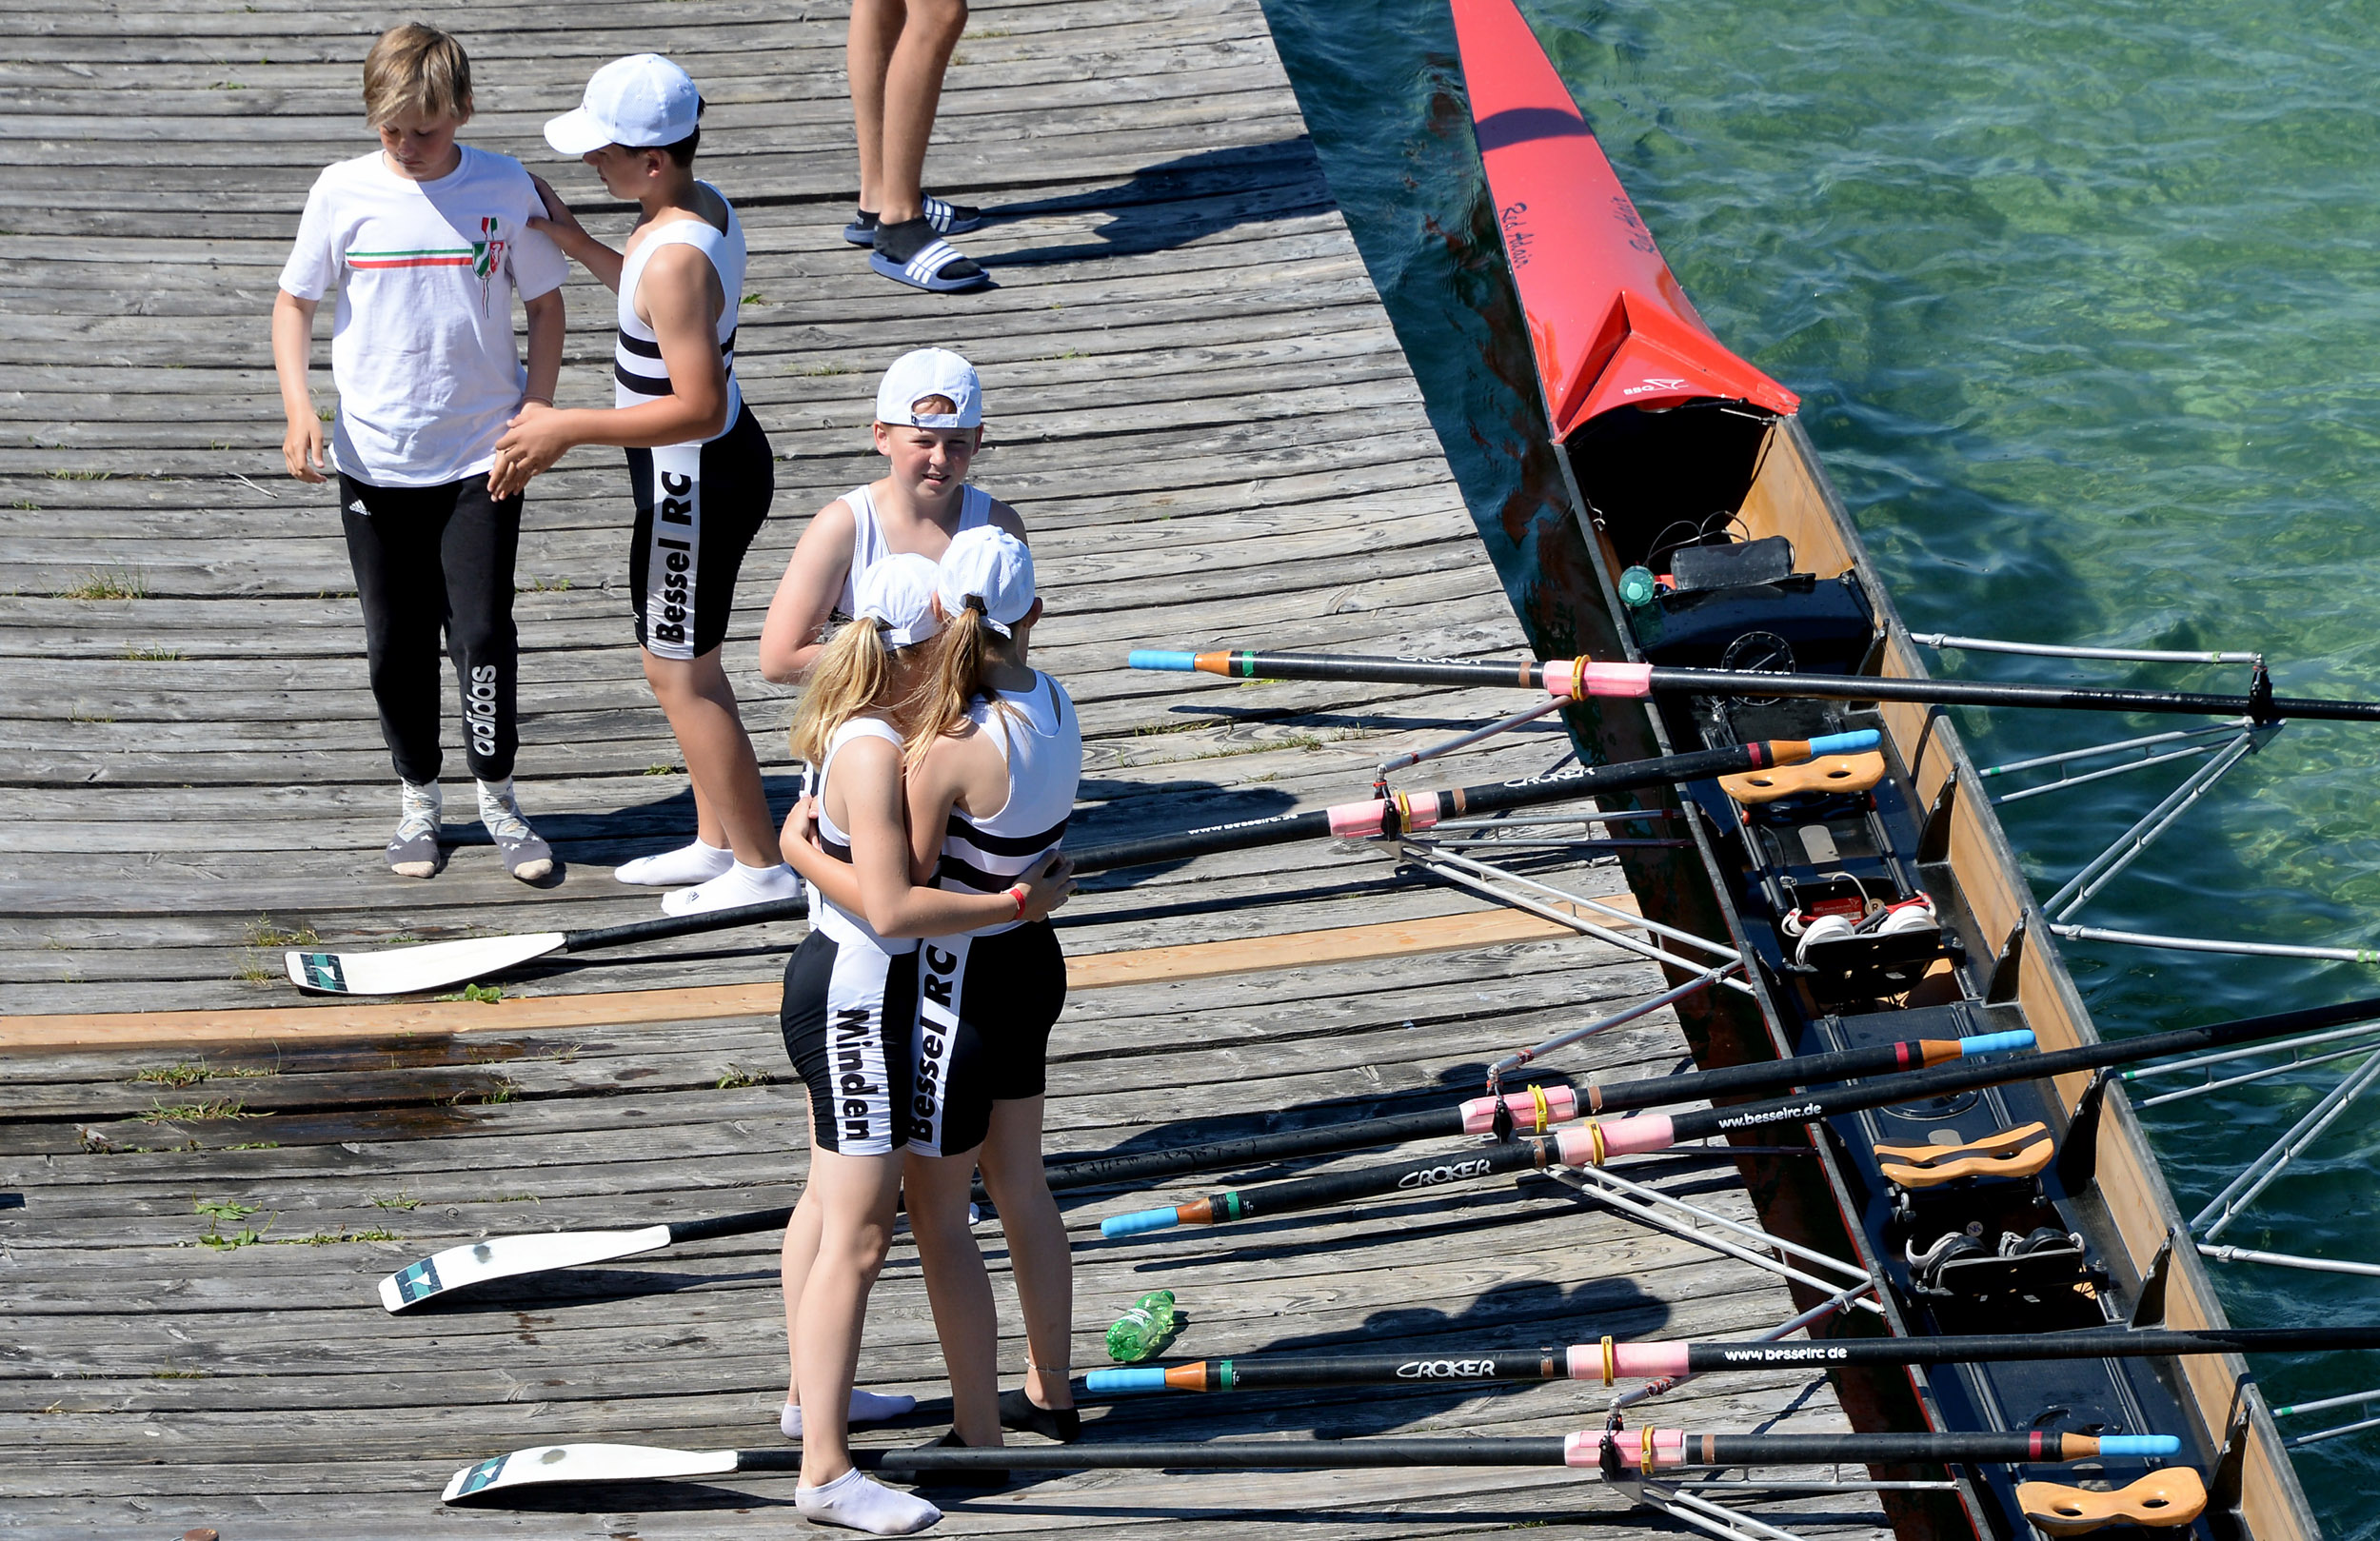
{"left": 613, "top": 184, "right": 745, "bottom": 442}
{"left": 807, "top": 717, "right": 916, "bottom": 954}
{"left": 835, "top": 483, "right": 993, "bottom": 618}
{"left": 934, "top": 672, "right": 1081, "bottom": 935}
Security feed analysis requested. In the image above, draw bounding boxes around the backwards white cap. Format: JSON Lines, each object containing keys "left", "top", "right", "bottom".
{"left": 854, "top": 552, "right": 943, "bottom": 647}
{"left": 875, "top": 348, "right": 982, "bottom": 429}
{"left": 545, "top": 55, "right": 702, "bottom": 156}
{"left": 937, "top": 526, "right": 1036, "bottom": 638}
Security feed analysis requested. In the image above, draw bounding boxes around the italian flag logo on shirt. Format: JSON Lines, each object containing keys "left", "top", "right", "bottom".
{"left": 346, "top": 217, "right": 508, "bottom": 313}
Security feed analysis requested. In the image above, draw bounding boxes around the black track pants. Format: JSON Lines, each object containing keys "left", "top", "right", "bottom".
{"left": 338, "top": 474, "right": 523, "bottom": 784}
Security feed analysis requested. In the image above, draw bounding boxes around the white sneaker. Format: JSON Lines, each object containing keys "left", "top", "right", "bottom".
{"left": 661, "top": 860, "right": 800, "bottom": 917}
{"left": 615, "top": 838, "right": 734, "bottom": 886}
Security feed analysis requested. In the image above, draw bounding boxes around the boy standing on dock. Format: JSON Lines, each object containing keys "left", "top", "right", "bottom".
{"left": 492, "top": 55, "right": 796, "bottom": 918}
{"left": 272, "top": 23, "right": 565, "bottom": 883}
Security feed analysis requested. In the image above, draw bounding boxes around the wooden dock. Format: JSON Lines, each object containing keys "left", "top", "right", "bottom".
{"left": 0, "top": 0, "right": 1894, "bottom": 1534}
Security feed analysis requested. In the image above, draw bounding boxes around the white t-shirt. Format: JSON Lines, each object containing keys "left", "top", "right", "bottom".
{"left": 279, "top": 146, "right": 568, "bottom": 488}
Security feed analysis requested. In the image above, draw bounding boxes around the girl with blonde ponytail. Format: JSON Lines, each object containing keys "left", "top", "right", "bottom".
{"left": 773, "top": 554, "right": 1066, "bottom": 1535}
{"left": 787, "top": 528, "right": 1082, "bottom": 1472}
{"left": 776, "top": 551, "right": 1071, "bottom": 1526}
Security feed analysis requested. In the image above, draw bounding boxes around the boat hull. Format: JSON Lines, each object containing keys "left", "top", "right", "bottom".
{"left": 1452, "top": 2, "right": 2316, "bottom": 1538}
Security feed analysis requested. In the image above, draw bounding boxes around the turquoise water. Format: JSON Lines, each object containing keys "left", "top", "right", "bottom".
{"left": 1261, "top": 0, "right": 2380, "bottom": 1527}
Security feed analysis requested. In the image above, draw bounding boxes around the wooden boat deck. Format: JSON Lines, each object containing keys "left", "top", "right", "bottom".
{"left": 0, "top": 0, "right": 1891, "bottom": 1533}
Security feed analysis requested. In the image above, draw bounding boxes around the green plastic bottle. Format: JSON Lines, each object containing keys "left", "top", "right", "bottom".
{"left": 1104, "top": 1290, "right": 1178, "bottom": 1362}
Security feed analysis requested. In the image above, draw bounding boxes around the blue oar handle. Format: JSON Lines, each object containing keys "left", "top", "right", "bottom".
{"left": 1085, "top": 1367, "right": 1170, "bottom": 1393}
{"left": 1130, "top": 651, "right": 1198, "bottom": 671}
{"left": 1102, "top": 1208, "right": 1181, "bottom": 1237}
{"left": 2099, "top": 1435, "right": 2182, "bottom": 1456}
{"left": 1959, "top": 1030, "right": 2035, "bottom": 1057}
{"left": 1804, "top": 729, "right": 1881, "bottom": 757}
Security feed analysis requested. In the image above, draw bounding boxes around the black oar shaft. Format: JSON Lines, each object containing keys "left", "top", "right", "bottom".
{"left": 1107, "top": 996, "right": 2380, "bottom": 1236}
{"left": 1091, "top": 1327, "right": 2380, "bottom": 1393}
{"left": 1070, "top": 740, "right": 1838, "bottom": 877}
{"left": 856, "top": 1438, "right": 1568, "bottom": 1471}
{"left": 562, "top": 896, "right": 809, "bottom": 954}
{"left": 666, "top": 1205, "right": 795, "bottom": 1245}
{"left": 1148, "top": 1137, "right": 1558, "bottom": 1232}
{"left": 1644, "top": 665, "right": 2357, "bottom": 723}
{"left": 1681, "top": 1326, "right": 2380, "bottom": 1373}
{"left": 1151, "top": 647, "right": 2380, "bottom": 724}
{"left": 1040, "top": 1107, "right": 1467, "bottom": 1192}
{"left": 1659, "top": 995, "right": 2380, "bottom": 1148}
{"left": 834, "top": 1431, "right": 2135, "bottom": 1472}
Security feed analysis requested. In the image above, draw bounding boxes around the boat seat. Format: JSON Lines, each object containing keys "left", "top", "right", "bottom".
{"left": 1720, "top": 750, "right": 1887, "bottom": 804}
{"left": 2016, "top": 1469, "right": 2209, "bottom": 1534}
{"left": 1875, "top": 1122, "right": 2053, "bottom": 1189}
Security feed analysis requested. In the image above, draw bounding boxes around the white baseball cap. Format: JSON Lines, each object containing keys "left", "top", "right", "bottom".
{"left": 875, "top": 348, "right": 982, "bottom": 429}
{"left": 545, "top": 55, "right": 702, "bottom": 156}
{"left": 854, "top": 553, "right": 943, "bottom": 648}
{"left": 937, "top": 526, "right": 1036, "bottom": 638}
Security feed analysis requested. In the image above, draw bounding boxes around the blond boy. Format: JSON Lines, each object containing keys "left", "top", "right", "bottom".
{"left": 272, "top": 24, "right": 565, "bottom": 880}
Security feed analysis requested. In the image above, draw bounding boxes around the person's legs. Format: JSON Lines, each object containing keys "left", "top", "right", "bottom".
{"left": 438, "top": 482, "right": 551, "bottom": 879}
{"left": 791, "top": 1152, "right": 898, "bottom": 1483}
{"left": 902, "top": 1147, "right": 1002, "bottom": 1448}
{"left": 626, "top": 414, "right": 783, "bottom": 904}
{"left": 977, "top": 1096, "right": 1074, "bottom": 1415}
{"left": 642, "top": 646, "right": 781, "bottom": 865}
{"left": 791, "top": 1149, "right": 941, "bottom": 1532}
{"left": 341, "top": 477, "right": 449, "bottom": 788}
{"left": 437, "top": 481, "right": 522, "bottom": 784}
{"left": 876, "top": 0, "right": 968, "bottom": 225}
{"left": 847, "top": 0, "right": 909, "bottom": 215}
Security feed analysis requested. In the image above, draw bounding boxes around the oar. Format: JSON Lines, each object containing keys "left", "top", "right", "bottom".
{"left": 289, "top": 730, "right": 1878, "bottom": 997}
{"left": 444, "top": 1429, "right": 2178, "bottom": 1499}
{"left": 1100, "top": 994, "right": 2380, "bottom": 1236}
{"left": 287, "top": 897, "right": 810, "bottom": 998}
{"left": 1086, "top": 1326, "right": 2380, "bottom": 1394}
{"left": 1054, "top": 728, "right": 1877, "bottom": 874}
{"left": 377, "top": 1021, "right": 2027, "bottom": 1311}
{"left": 1131, "top": 647, "right": 2380, "bottom": 725}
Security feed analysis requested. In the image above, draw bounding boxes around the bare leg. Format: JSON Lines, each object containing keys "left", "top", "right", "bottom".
{"left": 977, "top": 1096, "right": 1073, "bottom": 1410}
{"left": 781, "top": 1177, "right": 826, "bottom": 1404}
{"left": 902, "top": 1146, "right": 1002, "bottom": 1447}
{"left": 792, "top": 1147, "right": 903, "bottom": 1485}
{"left": 875, "top": 0, "right": 968, "bottom": 225}
{"left": 641, "top": 646, "right": 781, "bottom": 867}
{"left": 847, "top": 0, "right": 908, "bottom": 213}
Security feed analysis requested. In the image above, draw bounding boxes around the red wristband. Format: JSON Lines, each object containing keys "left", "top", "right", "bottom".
{"left": 1006, "top": 883, "right": 1029, "bottom": 919}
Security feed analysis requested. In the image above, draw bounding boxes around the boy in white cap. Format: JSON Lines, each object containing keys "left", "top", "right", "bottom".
{"left": 271, "top": 23, "right": 565, "bottom": 884}
{"left": 757, "top": 348, "right": 1027, "bottom": 685}
{"left": 490, "top": 54, "right": 793, "bottom": 916}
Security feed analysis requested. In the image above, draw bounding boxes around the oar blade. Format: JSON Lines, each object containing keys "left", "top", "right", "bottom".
{"left": 380, "top": 1224, "right": 673, "bottom": 1313}
{"left": 444, "top": 1443, "right": 737, "bottom": 1501}
{"left": 288, "top": 932, "right": 567, "bottom": 997}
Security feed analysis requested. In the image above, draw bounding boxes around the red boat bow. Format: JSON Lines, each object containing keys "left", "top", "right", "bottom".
{"left": 1453, "top": 0, "right": 1799, "bottom": 441}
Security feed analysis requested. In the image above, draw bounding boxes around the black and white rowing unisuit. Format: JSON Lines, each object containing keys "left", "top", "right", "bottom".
{"left": 906, "top": 672, "right": 1082, "bottom": 1157}
{"left": 617, "top": 185, "right": 772, "bottom": 662}
{"left": 781, "top": 719, "right": 918, "bottom": 1156}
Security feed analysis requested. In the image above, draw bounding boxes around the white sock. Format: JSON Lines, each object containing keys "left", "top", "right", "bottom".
{"left": 615, "top": 838, "right": 733, "bottom": 886}
{"left": 795, "top": 1468, "right": 940, "bottom": 1534}
{"left": 782, "top": 1390, "right": 919, "bottom": 1439}
{"left": 660, "top": 859, "right": 800, "bottom": 917}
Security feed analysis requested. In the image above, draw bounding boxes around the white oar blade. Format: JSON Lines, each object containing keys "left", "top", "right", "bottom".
{"left": 287, "top": 932, "right": 567, "bottom": 996}
{"left": 445, "top": 1443, "right": 737, "bottom": 1501}
{"left": 380, "top": 1225, "right": 673, "bottom": 1313}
